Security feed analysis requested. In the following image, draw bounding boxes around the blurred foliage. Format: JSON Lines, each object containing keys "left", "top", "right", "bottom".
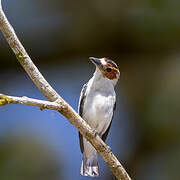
{"left": 1, "top": 0, "right": 180, "bottom": 66}
{"left": 0, "top": 0, "right": 180, "bottom": 180}
{"left": 0, "top": 134, "right": 62, "bottom": 180}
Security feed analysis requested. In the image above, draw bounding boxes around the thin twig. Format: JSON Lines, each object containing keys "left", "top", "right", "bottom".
{"left": 0, "top": 2, "right": 131, "bottom": 180}
{"left": 0, "top": 94, "right": 62, "bottom": 111}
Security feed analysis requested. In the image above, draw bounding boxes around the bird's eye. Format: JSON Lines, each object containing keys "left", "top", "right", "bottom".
{"left": 106, "top": 68, "right": 112, "bottom": 72}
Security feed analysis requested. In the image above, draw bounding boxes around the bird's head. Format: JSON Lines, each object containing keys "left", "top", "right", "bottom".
{"left": 89, "top": 57, "right": 120, "bottom": 85}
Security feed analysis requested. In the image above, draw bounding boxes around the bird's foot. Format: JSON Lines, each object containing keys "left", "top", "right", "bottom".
{"left": 107, "top": 146, "right": 112, "bottom": 153}
{"left": 93, "top": 129, "right": 99, "bottom": 137}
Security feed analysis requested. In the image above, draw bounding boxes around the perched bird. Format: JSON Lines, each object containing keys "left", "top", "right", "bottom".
{"left": 78, "top": 57, "right": 120, "bottom": 177}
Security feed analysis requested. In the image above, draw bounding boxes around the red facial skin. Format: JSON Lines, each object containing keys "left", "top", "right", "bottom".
{"left": 101, "top": 63, "right": 119, "bottom": 80}
{"left": 96, "top": 57, "right": 119, "bottom": 80}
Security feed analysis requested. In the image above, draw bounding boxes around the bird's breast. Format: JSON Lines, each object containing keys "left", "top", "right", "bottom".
{"left": 82, "top": 92, "right": 114, "bottom": 136}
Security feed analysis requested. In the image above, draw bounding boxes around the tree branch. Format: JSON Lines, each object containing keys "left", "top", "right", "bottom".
{"left": 0, "top": 3, "right": 131, "bottom": 180}
{"left": 0, "top": 94, "right": 63, "bottom": 111}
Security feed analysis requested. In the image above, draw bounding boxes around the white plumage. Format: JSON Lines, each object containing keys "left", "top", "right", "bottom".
{"left": 78, "top": 57, "right": 119, "bottom": 177}
{"left": 82, "top": 68, "right": 116, "bottom": 137}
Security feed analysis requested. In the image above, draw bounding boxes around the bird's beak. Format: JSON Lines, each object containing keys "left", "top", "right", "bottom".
{"left": 89, "top": 57, "right": 102, "bottom": 67}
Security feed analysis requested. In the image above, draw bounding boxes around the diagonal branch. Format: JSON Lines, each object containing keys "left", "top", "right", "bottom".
{"left": 0, "top": 2, "right": 131, "bottom": 180}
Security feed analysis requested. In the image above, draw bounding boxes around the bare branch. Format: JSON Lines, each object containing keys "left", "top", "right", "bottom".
{"left": 0, "top": 94, "right": 63, "bottom": 111}
{"left": 0, "top": 3, "right": 131, "bottom": 180}
{"left": 0, "top": 10, "right": 61, "bottom": 102}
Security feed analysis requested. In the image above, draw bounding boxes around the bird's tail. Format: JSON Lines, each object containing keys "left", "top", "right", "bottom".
{"left": 80, "top": 153, "right": 99, "bottom": 177}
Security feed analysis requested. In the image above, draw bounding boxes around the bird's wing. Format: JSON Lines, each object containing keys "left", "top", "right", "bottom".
{"left": 78, "top": 83, "right": 88, "bottom": 153}
{"left": 101, "top": 101, "right": 116, "bottom": 142}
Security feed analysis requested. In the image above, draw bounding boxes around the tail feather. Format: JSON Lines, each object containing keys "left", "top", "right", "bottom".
{"left": 81, "top": 153, "right": 99, "bottom": 177}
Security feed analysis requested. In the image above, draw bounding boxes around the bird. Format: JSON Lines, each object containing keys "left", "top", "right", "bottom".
{"left": 78, "top": 57, "right": 120, "bottom": 177}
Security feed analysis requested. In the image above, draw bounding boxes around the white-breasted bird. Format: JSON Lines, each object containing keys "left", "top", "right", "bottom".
{"left": 78, "top": 57, "right": 120, "bottom": 177}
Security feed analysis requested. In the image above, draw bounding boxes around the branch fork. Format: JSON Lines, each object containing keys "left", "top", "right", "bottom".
{"left": 0, "top": 2, "right": 131, "bottom": 180}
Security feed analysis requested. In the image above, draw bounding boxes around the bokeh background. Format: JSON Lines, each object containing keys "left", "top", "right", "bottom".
{"left": 0, "top": 0, "right": 180, "bottom": 179}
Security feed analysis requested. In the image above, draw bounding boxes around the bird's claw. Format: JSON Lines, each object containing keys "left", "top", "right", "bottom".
{"left": 93, "top": 129, "right": 99, "bottom": 136}
{"left": 107, "top": 146, "right": 112, "bottom": 153}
